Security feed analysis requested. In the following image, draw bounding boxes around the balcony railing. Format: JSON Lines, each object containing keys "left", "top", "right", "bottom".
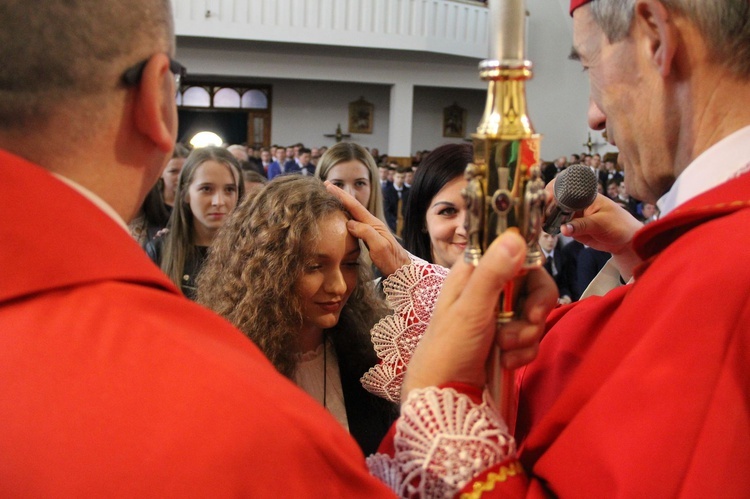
{"left": 173, "top": 0, "right": 490, "bottom": 59}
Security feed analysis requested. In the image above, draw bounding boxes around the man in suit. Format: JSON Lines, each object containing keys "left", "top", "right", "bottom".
{"left": 267, "top": 145, "right": 295, "bottom": 179}
{"left": 539, "top": 232, "right": 574, "bottom": 304}
{"left": 288, "top": 147, "right": 315, "bottom": 176}
{"left": 598, "top": 153, "right": 623, "bottom": 188}
{"left": 258, "top": 147, "right": 272, "bottom": 176}
{"left": 377, "top": 164, "right": 391, "bottom": 190}
{"left": 383, "top": 166, "right": 410, "bottom": 234}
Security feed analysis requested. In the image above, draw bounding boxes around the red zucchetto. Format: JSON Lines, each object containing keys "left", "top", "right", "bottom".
{"left": 570, "top": 0, "right": 594, "bottom": 15}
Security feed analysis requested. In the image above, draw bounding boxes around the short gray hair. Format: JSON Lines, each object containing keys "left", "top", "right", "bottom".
{"left": 0, "top": 0, "right": 174, "bottom": 128}
{"left": 590, "top": 0, "right": 750, "bottom": 78}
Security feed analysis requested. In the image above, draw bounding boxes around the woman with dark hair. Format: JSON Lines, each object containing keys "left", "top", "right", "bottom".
{"left": 402, "top": 143, "right": 473, "bottom": 267}
{"left": 146, "top": 146, "right": 245, "bottom": 299}
{"left": 128, "top": 145, "right": 190, "bottom": 244}
{"left": 197, "top": 176, "right": 396, "bottom": 455}
{"left": 161, "top": 143, "right": 190, "bottom": 210}
{"left": 128, "top": 182, "right": 171, "bottom": 246}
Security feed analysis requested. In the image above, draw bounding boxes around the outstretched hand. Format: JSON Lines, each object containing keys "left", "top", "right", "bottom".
{"left": 401, "top": 231, "right": 558, "bottom": 399}
{"left": 325, "top": 181, "right": 410, "bottom": 277}
{"left": 546, "top": 179, "right": 644, "bottom": 280}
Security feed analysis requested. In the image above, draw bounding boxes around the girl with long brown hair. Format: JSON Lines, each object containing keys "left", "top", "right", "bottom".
{"left": 197, "top": 175, "right": 395, "bottom": 455}
{"left": 146, "top": 146, "right": 245, "bottom": 299}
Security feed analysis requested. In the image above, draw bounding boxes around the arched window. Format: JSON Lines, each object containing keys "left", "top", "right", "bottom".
{"left": 241, "top": 89, "right": 268, "bottom": 109}
{"left": 181, "top": 86, "right": 211, "bottom": 107}
{"left": 177, "top": 84, "right": 271, "bottom": 110}
{"left": 214, "top": 87, "right": 242, "bottom": 108}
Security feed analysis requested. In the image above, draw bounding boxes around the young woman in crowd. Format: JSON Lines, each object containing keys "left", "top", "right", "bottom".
{"left": 128, "top": 183, "right": 171, "bottom": 246}
{"left": 401, "top": 143, "right": 473, "bottom": 267}
{"left": 146, "top": 146, "right": 245, "bottom": 300}
{"left": 196, "top": 176, "right": 396, "bottom": 455}
{"left": 314, "top": 142, "right": 387, "bottom": 226}
{"left": 161, "top": 143, "right": 190, "bottom": 210}
{"left": 129, "top": 144, "right": 190, "bottom": 244}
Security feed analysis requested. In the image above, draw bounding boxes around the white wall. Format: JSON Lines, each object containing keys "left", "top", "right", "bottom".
{"left": 173, "top": 0, "right": 490, "bottom": 58}
{"left": 526, "top": 0, "right": 616, "bottom": 159}
{"left": 412, "top": 86, "right": 485, "bottom": 152}
{"left": 175, "top": 1, "right": 618, "bottom": 161}
{"left": 266, "top": 79, "right": 391, "bottom": 150}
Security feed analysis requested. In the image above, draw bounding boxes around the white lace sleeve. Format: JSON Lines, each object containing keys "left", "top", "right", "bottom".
{"left": 367, "top": 386, "right": 516, "bottom": 498}
{"left": 361, "top": 256, "right": 449, "bottom": 402}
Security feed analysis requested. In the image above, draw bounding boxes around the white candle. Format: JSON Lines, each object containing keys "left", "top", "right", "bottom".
{"left": 489, "top": 0, "right": 525, "bottom": 61}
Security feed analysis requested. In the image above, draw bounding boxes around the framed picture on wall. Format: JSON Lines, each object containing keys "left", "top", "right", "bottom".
{"left": 348, "top": 97, "right": 374, "bottom": 134}
{"left": 443, "top": 103, "right": 466, "bottom": 138}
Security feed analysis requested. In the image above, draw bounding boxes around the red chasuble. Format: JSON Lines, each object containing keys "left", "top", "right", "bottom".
{"left": 462, "top": 172, "right": 750, "bottom": 497}
{"left": 0, "top": 150, "right": 394, "bottom": 497}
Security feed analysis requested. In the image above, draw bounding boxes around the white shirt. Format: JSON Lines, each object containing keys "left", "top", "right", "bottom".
{"left": 293, "top": 341, "right": 349, "bottom": 431}
{"left": 584, "top": 125, "right": 750, "bottom": 299}
{"left": 658, "top": 125, "right": 750, "bottom": 216}
{"left": 542, "top": 249, "right": 558, "bottom": 276}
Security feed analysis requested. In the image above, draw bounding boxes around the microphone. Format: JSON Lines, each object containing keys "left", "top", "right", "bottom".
{"left": 543, "top": 164, "right": 598, "bottom": 235}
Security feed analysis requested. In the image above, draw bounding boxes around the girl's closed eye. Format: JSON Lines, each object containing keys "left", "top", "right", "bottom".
{"left": 305, "top": 263, "right": 323, "bottom": 272}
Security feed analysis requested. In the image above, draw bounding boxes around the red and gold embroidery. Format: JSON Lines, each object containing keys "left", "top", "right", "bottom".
{"left": 460, "top": 461, "right": 525, "bottom": 499}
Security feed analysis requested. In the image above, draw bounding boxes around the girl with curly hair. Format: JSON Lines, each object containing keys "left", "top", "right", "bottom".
{"left": 196, "top": 175, "right": 396, "bottom": 456}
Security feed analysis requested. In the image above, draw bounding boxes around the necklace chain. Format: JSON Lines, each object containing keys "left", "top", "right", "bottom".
{"left": 322, "top": 333, "right": 327, "bottom": 409}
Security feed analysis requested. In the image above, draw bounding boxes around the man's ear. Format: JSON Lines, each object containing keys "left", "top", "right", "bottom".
{"left": 133, "top": 53, "right": 177, "bottom": 153}
{"left": 634, "top": 0, "right": 677, "bottom": 78}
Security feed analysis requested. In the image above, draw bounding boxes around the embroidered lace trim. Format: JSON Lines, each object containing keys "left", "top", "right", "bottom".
{"left": 361, "top": 255, "right": 448, "bottom": 402}
{"left": 295, "top": 342, "right": 325, "bottom": 363}
{"left": 367, "top": 387, "right": 515, "bottom": 498}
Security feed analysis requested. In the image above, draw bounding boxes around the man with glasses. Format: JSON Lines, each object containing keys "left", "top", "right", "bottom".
{"left": 0, "top": 1, "right": 549, "bottom": 496}
{"left": 0, "top": 1, "right": 395, "bottom": 495}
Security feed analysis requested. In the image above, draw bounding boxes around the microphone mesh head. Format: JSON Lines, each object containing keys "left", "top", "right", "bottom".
{"left": 554, "top": 164, "right": 598, "bottom": 210}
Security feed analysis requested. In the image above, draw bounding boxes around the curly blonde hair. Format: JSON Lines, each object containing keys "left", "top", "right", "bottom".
{"left": 196, "top": 175, "right": 386, "bottom": 379}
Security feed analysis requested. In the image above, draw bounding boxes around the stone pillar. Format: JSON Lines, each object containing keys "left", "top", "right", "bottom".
{"left": 387, "top": 82, "right": 414, "bottom": 158}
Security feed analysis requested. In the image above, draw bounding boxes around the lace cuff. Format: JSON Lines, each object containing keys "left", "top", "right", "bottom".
{"left": 367, "top": 386, "right": 516, "bottom": 498}
{"left": 361, "top": 255, "right": 449, "bottom": 402}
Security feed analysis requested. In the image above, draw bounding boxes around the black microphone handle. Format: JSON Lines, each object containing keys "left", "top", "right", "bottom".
{"left": 543, "top": 207, "right": 575, "bottom": 236}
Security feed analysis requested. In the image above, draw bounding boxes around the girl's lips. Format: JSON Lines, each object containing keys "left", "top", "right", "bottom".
{"left": 317, "top": 302, "right": 342, "bottom": 313}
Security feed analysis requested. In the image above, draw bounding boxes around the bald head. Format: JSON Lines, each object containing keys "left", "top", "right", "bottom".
{"left": 227, "top": 145, "right": 250, "bottom": 162}
{"left": 0, "top": 0, "right": 174, "bottom": 128}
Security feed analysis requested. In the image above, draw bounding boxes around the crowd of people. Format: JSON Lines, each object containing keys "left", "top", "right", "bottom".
{"left": 136, "top": 139, "right": 644, "bottom": 306}
{"left": 3, "top": 0, "right": 749, "bottom": 496}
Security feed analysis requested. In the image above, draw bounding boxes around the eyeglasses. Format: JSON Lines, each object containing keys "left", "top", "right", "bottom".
{"left": 122, "top": 56, "right": 187, "bottom": 88}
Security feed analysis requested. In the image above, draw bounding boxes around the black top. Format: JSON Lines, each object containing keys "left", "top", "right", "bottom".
{"left": 144, "top": 238, "right": 209, "bottom": 300}
{"left": 334, "top": 341, "right": 398, "bottom": 456}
